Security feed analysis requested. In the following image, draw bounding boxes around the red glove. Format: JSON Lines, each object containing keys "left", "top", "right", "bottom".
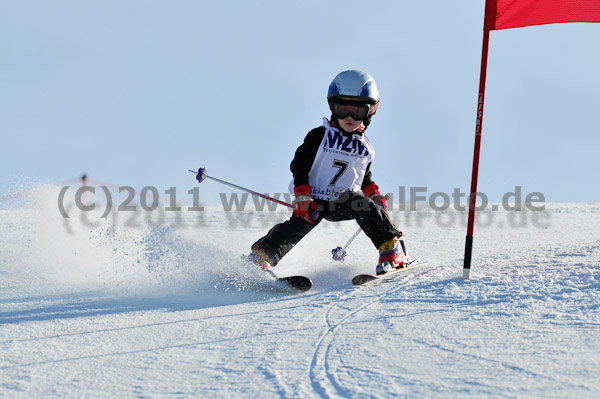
{"left": 363, "top": 183, "right": 387, "bottom": 210}
{"left": 293, "top": 185, "right": 318, "bottom": 224}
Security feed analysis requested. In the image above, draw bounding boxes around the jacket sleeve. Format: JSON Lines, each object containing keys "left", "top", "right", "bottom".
{"left": 361, "top": 162, "right": 375, "bottom": 190}
{"left": 290, "top": 127, "right": 325, "bottom": 188}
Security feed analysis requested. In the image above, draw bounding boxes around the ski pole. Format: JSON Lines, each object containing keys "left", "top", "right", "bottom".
{"left": 331, "top": 194, "right": 390, "bottom": 262}
{"left": 189, "top": 168, "right": 319, "bottom": 219}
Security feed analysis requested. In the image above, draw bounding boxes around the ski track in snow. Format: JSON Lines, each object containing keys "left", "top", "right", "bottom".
{"left": 308, "top": 267, "right": 435, "bottom": 398}
{"left": 1, "top": 186, "right": 599, "bottom": 398}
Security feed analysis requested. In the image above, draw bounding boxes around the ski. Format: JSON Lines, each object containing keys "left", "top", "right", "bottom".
{"left": 276, "top": 275, "right": 312, "bottom": 292}
{"left": 351, "top": 259, "right": 428, "bottom": 286}
{"left": 243, "top": 254, "right": 312, "bottom": 292}
{"left": 261, "top": 264, "right": 312, "bottom": 292}
{"left": 261, "top": 268, "right": 312, "bottom": 291}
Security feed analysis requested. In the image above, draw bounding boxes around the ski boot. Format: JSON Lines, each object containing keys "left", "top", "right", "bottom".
{"left": 376, "top": 237, "right": 409, "bottom": 275}
{"left": 246, "top": 245, "right": 277, "bottom": 271}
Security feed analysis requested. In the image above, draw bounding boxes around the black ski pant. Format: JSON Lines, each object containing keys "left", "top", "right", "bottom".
{"left": 252, "top": 191, "right": 402, "bottom": 267}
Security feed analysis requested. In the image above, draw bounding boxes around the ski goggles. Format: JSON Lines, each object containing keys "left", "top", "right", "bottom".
{"left": 331, "top": 101, "right": 371, "bottom": 121}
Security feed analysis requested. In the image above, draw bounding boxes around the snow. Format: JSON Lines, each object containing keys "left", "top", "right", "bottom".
{"left": 1, "top": 186, "right": 599, "bottom": 398}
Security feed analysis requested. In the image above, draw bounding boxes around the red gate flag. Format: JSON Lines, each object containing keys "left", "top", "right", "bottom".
{"left": 485, "top": 0, "right": 600, "bottom": 31}
{"left": 463, "top": 0, "right": 600, "bottom": 280}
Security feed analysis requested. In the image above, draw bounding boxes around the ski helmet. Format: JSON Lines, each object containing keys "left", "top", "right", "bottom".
{"left": 327, "top": 70, "right": 380, "bottom": 127}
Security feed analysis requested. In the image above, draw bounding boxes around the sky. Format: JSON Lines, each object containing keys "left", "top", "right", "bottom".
{"left": 1, "top": 0, "right": 599, "bottom": 205}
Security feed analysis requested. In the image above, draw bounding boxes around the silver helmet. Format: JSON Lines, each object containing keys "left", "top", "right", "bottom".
{"left": 327, "top": 70, "right": 380, "bottom": 127}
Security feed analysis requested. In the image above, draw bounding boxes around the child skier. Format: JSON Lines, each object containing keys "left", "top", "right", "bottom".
{"left": 248, "top": 70, "right": 408, "bottom": 275}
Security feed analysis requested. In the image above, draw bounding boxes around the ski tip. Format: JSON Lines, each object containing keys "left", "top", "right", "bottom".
{"left": 352, "top": 274, "right": 377, "bottom": 286}
{"left": 279, "top": 276, "right": 312, "bottom": 291}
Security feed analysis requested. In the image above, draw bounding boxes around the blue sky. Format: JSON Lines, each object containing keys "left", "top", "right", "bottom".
{"left": 1, "top": 0, "right": 598, "bottom": 204}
